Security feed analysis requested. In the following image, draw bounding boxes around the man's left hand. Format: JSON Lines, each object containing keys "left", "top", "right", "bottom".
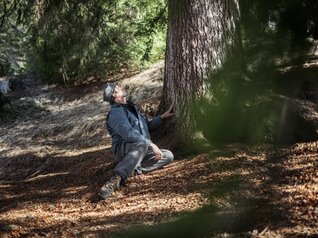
{"left": 149, "top": 143, "right": 163, "bottom": 160}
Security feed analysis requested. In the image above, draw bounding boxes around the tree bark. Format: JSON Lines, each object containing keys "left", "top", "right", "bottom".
{"left": 162, "top": 0, "right": 242, "bottom": 141}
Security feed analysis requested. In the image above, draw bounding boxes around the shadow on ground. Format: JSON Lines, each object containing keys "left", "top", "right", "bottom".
{"left": 0, "top": 148, "right": 114, "bottom": 213}
{"left": 108, "top": 144, "right": 315, "bottom": 238}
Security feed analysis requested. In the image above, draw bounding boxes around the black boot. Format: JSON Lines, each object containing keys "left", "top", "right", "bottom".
{"left": 98, "top": 175, "right": 121, "bottom": 199}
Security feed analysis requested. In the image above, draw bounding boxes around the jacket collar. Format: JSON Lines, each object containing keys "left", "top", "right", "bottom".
{"left": 111, "top": 101, "right": 134, "bottom": 108}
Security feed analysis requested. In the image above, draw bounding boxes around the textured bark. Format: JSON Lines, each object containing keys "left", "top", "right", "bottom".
{"left": 162, "top": 0, "right": 241, "bottom": 137}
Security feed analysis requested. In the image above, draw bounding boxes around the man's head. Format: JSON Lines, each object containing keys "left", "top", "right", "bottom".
{"left": 103, "top": 83, "right": 127, "bottom": 104}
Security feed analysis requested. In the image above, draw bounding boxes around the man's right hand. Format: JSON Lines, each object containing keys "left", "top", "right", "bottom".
{"left": 160, "top": 103, "right": 174, "bottom": 120}
{"left": 149, "top": 143, "right": 163, "bottom": 160}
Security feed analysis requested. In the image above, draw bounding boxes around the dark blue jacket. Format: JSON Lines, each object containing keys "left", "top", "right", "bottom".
{"left": 106, "top": 101, "right": 163, "bottom": 154}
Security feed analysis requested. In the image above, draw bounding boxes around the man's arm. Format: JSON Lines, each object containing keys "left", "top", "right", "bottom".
{"left": 147, "top": 116, "right": 164, "bottom": 131}
{"left": 147, "top": 104, "right": 174, "bottom": 130}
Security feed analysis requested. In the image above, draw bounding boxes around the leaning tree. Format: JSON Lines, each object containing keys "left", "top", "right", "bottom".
{"left": 162, "top": 0, "right": 242, "bottom": 142}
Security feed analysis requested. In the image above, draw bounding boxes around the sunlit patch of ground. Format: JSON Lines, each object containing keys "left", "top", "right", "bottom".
{"left": 1, "top": 61, "right": 318, "bottom": 237}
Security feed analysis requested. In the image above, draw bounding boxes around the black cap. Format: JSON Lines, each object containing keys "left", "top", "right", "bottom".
{"left": 103, "top": 83, "right": 116, "bottom": 102}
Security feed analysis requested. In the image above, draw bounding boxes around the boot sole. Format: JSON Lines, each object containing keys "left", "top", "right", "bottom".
{"left": 98, "top": 190, "right": 114, "bottom": 200}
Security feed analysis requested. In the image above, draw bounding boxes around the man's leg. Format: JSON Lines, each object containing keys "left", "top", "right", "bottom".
{"left": 99, "top": 141, "right": 148, "bottom": 199}
{"left": 140, "top": 149, "right": 173, "bottom": 173}
{"left": 114, "top": 141, "right": 148, "bottom": 180}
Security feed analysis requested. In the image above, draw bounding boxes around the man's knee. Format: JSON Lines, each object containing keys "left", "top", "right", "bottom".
{"left": 162, "top": 149, "right": 174, "bottom": 163}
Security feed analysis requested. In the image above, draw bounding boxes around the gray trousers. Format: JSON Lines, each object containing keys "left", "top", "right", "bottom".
{"left": 113, "top": 142, "right": 174, "bottom": 181}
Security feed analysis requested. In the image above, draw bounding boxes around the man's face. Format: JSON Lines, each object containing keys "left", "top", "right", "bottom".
{"left": 113, "top": 84, "right": 127, "bottom": 104}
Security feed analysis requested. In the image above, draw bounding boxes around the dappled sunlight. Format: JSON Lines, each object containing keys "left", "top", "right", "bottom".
{"left": 0, "top": 156, "right": 211, "bottom": 236}
{"left": 1, "top": 130, "right": 318, "bottom": 237}
{"left": 25, "top": 172, "right": 70, "bottom": 182}
{"left": 1, "top": 71, "right": 218, "bottom": 236}
{"left": 1, "top": 0, "right": 318, "bottom": 236}
{"left": 1, "top": 54, "right": 318, "bottom": 237}
{"left": 59, "top": 145, "right": 110, "bottom": 157}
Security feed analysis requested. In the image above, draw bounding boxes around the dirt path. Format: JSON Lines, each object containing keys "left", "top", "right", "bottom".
{"left": 0, "top": 62, "right": 318, "bottom": 237}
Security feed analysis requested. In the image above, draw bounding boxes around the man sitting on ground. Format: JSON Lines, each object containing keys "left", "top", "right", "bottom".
{"left": 99, "top": 83, "right": 174, "bottom": 199}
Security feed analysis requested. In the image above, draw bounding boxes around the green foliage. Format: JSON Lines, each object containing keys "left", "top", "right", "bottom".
{"left": 0, "top": 0, "right": 167, "bottom": 83}
{"left": 191, "top": 0, "right": 318, "bottom": 146}
{"left": 191, "top": 37, "right": 288, "bottom": 145}
{"left": 240, "top": 0, "right": 318, "bottom": 46}
{"left": 30, "top": 0, "right": 167, "bottom": 83}
{"left": 195, "top": 70, "right": 279, "bottom": 145}
{"left": 0, "top": 0, "right": 30, "bottom": 76}
{"left": 110, "top": 206, "right": 222, "bottom": 238}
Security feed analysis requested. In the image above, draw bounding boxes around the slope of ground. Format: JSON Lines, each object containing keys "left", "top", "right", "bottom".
{"left": 0, "top": 61, "right": 318, "bottom": 237}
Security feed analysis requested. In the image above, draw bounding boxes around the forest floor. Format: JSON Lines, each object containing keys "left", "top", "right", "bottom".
{"left": 0, "top": 61, "right": 318, "bottom": 237}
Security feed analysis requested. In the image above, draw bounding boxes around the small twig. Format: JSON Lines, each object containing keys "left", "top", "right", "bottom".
{"left": 259, "top": 225, "right": 269, "bottom": 236}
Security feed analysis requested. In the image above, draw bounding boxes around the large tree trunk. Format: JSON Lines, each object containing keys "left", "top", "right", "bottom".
{"left": 162, "top": 0, "right": 242, "bottom": 140}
